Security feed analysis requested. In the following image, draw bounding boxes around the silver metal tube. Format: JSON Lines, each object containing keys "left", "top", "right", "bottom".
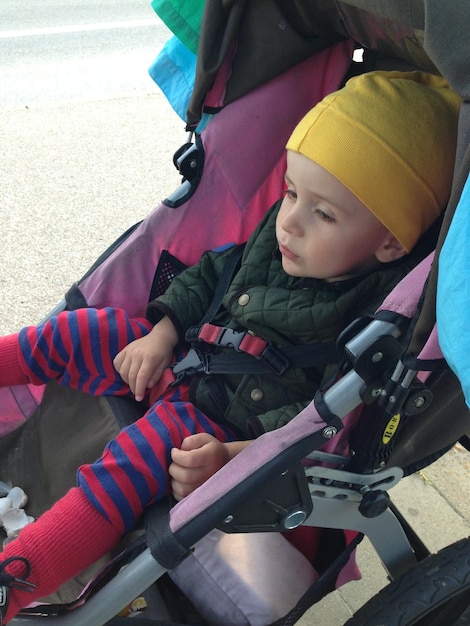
{"left": 321, "top": 369, "right": 365, "bottom": 418}
{"left": 12, "top": 549, "right": 167, "bottom": 626}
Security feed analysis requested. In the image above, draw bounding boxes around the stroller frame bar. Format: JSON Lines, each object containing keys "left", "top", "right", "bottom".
{"left": 11, "top": 315, "right": 419, "bottom": 624}
{"left": 13, "top": 548, "right": 167, "bottom": 625}
{"left": 305, "top": 496, "right": 417, "bottom": 580}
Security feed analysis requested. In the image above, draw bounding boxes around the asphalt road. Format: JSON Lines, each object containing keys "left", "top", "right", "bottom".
{"left": 1, "top": 0, "right": 182, "bottom": 334}
{"left": 0, "top": 0, "right": 168, "bottom": 105}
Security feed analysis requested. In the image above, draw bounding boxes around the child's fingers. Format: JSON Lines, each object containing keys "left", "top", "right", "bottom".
{"left": 168, "top": 459, "right": 203, "bottom": 481}
{"left": 168, "top": 436, "right": 214, "bottom": 467}
{"left": 113, "top": 349, "right": 128, "bottom": 379}
{"left": 113, "top": 352, "right": 122, "bottom": 370}
{"left": 170, "top": 446, "right": 200, "bottom": 468}
{"left": 133, "top": 367, "right": 150, "bottom": 401}
{"left": 180, "top": 433, "right": 216, "bottom": 451}
{"left": 170, "top": 439, "right": 230, "bottom": 501}
{"left": 170, "top": 477, "right": 196, "bottom": 501}
{"left": 168, "top": 462, "right": 207, "bottom": 500}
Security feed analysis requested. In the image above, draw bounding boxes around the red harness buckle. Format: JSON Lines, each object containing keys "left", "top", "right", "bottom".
{"left": 198, "top": 323, "right": 268, "bottom": 357}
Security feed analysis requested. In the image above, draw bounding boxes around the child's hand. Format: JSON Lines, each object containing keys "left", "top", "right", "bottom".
{"left": 169, "top": 434, "right": 231, "bottom": 501}
{"left": 113, "top": 317, "right": 178, "bottom": 401}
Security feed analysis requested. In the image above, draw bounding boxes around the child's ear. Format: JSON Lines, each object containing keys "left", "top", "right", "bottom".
{"left": 375, "top": 234, "right": 407, "bottom": 263}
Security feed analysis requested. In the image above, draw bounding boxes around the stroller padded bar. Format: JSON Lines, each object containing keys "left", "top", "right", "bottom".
{"left": 378, "top": 252, "right": 433, "bottom": 317}
{"left": 168, "top": 402, "right": 343, "bottom": 545}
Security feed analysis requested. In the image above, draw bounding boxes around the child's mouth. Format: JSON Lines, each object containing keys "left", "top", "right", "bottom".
{"left": 278, "top": 243, "right": 299, "bottom": 261}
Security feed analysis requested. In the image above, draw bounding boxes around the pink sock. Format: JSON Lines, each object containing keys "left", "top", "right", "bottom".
{"left": 0, "top": 334, "right": 29, "bottom": 387}
{"left": 0, "top": 487, "right": 121, "bottom": 623}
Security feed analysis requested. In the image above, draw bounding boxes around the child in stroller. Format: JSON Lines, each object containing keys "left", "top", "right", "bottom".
{"left": 0, "top": 70, "right": 460, "bottom": 623}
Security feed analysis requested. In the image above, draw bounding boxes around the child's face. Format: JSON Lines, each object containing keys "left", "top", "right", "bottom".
{"left": 276, "top": 151, "right": 394, "bottom": 282}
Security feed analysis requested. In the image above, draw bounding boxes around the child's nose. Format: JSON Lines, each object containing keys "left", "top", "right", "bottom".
{"left": 281, "top": 203, "right": 303, "bottom": 236}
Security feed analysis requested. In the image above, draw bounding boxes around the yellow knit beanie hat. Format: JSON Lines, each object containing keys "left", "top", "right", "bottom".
{"left": 286, "top": 71, "right": 461, "bottom": 251}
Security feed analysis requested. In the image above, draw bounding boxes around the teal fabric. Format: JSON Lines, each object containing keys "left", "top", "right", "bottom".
{"left": 437, "top": 173, "right": 470, "bottom": 407}
{"left": 150, "top": 0, "right": 203, "bottom": 54}
{"left": 148, "top": 36, "right": 211, "bottom": 130}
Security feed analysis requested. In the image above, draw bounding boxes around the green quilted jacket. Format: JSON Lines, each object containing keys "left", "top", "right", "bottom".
{"left": 147, "top": 201, "right": 424, "bottom": 437}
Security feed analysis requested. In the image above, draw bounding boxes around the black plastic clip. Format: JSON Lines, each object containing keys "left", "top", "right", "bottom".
{"left": 171, "top": 348, "right": 207, "bottom": 384}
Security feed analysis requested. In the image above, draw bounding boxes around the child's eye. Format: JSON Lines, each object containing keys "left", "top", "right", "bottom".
{"left": 315, "top": 208, "right": 335, "bottom": 223}
{"left": 283, "top": 188, "right": 297, "bottom": 200}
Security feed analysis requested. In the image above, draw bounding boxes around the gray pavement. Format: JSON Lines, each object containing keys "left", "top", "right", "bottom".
{"left": 0, "top": 91, "right": 182, "bottom": 334}
{"left": 2, "top": 83, "right": 470, "bottom": 625}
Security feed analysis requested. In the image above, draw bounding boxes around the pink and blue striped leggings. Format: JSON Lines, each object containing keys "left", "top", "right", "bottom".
{"left": 18, "top": 307, "right": 237, "bottom": 534}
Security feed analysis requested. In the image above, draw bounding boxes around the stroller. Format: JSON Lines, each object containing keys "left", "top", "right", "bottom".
{"left": 1, "top": 1, "right": 470, "bottom": 624}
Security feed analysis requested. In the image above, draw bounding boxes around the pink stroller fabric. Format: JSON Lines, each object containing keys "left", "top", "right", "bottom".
{"left": 77, "top": 40, "right": 354, "bottom": 316}
{"left": 0, "top": 40, "right": 353, "bottom": 437}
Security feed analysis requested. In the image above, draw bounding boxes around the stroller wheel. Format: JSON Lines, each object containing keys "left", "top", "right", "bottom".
{"left": 345, "top": 536, "right": 470, "bottom": 625}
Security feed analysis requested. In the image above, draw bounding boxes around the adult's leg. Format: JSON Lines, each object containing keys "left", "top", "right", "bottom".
{"left": 0, "top": 307, "right": 153, "bottom": 394}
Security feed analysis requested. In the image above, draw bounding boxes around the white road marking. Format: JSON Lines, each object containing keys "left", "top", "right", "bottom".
{"left": 0, "top": 19, "right": 159, "bottom": 39}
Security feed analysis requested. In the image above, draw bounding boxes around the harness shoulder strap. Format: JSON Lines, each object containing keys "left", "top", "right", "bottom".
{"left": 199, "top": 243, "right": 246, "bottom": 326}
{"left": 174, "top": 241, "right": 339, "bottom": 382}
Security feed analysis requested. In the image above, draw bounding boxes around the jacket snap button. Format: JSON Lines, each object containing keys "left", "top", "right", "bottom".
{"left": 250, "top": 388, "right": 264, "bottom": 402}
{"left": 238, "top": 294, "right": 250, "bottom": 306}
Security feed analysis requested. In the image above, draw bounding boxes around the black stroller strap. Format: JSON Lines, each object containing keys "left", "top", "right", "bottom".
{"left": 313, "top": 389, "right": 344, "bottom": 432}
{"left": 171, "top": 240, "right": 340, "bottom": 381}
{"left": 144, "top": 501, "right": 192, "bottom": 570}
{"left": 172, "top": 342, "right": 340, "bottom": 382}
{"left": 199, "top": 242, "right": 246, "bottom": 325}
{"left": 401, "top": 354, "right": 447, "bottom": 372}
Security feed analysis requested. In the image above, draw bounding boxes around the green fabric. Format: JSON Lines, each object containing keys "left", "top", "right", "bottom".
{"left": 148, "top": 201, "right": 423, "bottom": 435}
{"left": 151, "top": 0, "right": 204, "bottom": 54}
